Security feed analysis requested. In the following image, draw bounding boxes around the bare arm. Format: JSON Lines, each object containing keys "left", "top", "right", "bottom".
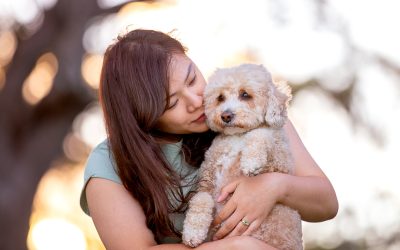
{"left": 86, "top": 178, "right": 275, "bottom": 249}
{"left": 277, "top": 119, "right": 338, "bottom": 222}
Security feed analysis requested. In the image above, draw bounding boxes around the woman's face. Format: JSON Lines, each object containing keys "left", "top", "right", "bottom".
{"left": 156, "top": 54, "right": 209, "bottom": 134}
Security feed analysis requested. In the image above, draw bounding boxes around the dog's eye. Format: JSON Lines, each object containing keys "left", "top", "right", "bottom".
{"left": 217, "top": 94, "right": 225, "bottom": 102}
{"left": 239, "top": 91, "right": 252, "bottom": 100}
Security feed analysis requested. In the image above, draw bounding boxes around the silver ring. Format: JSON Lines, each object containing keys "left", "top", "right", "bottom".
{"left": 240, "top": 219, "right": 250, "bottom": 226}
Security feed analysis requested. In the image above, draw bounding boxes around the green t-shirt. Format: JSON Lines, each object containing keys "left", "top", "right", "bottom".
{"left": 80, "top": 139, "right": 199, "bottom": 244}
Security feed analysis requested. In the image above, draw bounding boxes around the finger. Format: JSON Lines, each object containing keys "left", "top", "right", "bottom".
{"left": 217, "top": 180, "right": 239, "bottom": 202}
{"left": 242, "top": 219, "right": 262, "bottom": 236}
{"left": 213, "top": 210, "right": 243, "bottom": 240}
{"left": 212, "top": 199, "right": 237, "bottom": 226}
{"left": 226, "top": 217, "right": 252, "bottom": 238}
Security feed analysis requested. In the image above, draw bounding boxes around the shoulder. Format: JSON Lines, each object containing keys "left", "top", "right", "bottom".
{"left": 80, "top": 139, "right": 122, "bottom": 215}
{"left": 87, "top": 139, "right": 112, "bottom": 163}
{"left": 84, "top": 139, "right": 121, "bottom": 184}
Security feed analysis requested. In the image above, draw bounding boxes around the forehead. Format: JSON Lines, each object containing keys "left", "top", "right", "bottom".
{"left": 169, "top": 54, "right": 192, "bottom": 87}
{"left": 205, "top": 65, "right": 271, "bottom": 97}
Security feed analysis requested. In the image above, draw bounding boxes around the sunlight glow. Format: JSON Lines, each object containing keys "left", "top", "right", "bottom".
{"left": 331, "top": 0, "right": 400, "bottom": 65}
{"left": 22, "top": 52, "right": 58, "bottom": 105}
{"left": 29, "top": 161, "right": 105, "bottom": 250}
{"left": 354, "top": 63, "right": 399, "bottom": 133}
{"left": 262, "top": 28, "right": 346, "bottom": 82}
{"left": 84, "top": 0, "right": 347, "bottom": 81}
{"left": 8, "top": 0, "right": 40, "bottom": 25}
{"left": 290, "top": 85, "right": 400, "bottom": 247}
{"left": 29, "top": 218, "right": 86, "bottom": 250}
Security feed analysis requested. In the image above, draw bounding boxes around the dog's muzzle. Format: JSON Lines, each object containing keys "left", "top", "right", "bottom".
{"left": 221, "top": 110, "right": 235, "bottom": 123}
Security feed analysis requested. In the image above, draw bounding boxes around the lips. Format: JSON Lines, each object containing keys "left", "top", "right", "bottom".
{"left": 193, "top": 113, "right": 206, "bottom": 123}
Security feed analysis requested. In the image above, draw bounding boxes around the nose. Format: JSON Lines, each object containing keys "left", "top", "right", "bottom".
{"left": 221, "top": 110, "right": 235, "bottom": 123}
{"left": 187, "top": 91, "right": 203, "bottom": 113}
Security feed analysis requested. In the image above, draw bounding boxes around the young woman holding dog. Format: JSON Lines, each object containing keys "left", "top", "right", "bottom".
{"left": 80, "top": 29, "right": 338, "bottom": 249}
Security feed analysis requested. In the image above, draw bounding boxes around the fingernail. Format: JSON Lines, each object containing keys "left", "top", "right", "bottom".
{"left": 217, "top": 196, "right": 222, "bottom": 202}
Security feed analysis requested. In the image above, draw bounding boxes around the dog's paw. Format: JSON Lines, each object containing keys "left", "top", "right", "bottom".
{"left": 182, "top": 235, "right": 204, "bottom": 248}
{"left": 182, "top": 225, "right": 210, "bottom": 248}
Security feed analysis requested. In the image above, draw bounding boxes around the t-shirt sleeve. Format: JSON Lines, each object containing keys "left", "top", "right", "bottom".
{"left": 79, "top": 140, "right": 122, "bottom": 215}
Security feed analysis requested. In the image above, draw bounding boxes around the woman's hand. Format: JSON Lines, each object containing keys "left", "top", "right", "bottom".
{"left": 211, "top": 173, "right": 285, "bottom": 240}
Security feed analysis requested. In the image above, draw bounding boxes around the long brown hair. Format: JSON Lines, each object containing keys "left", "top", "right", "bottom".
{"left": 99, "top": 29, "right": 215, "bottom": 242}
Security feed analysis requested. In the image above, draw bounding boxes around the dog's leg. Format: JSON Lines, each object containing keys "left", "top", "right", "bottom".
{"left": 182, "top": 191, "right": 214, "bottom": 247}
{"left": 182, "top": 162, "right": 216, "bottom": 247}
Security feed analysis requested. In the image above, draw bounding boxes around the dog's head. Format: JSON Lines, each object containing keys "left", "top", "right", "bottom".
{"left": 204, "top": 64, "right": 291, "bottom": 135}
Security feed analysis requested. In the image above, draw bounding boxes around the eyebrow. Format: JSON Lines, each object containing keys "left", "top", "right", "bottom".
{"left": 169, "top": 62, "right": 193, "bottom": 98}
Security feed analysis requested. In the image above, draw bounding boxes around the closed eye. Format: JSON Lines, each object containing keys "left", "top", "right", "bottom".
{"left": 167, "top": 99, "right": 178, "bottom": 109}
{"left": 188, "top": 74, "right": 197, "bottom": 86}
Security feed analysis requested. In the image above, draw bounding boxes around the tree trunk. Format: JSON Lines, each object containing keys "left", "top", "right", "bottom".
{"left": 0, "top": 0, "right": 127, "bottom": 248}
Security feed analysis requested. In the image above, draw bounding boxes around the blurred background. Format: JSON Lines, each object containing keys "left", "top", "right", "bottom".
{"left": 0, "top": 0, "right": 399, "bottom": 249}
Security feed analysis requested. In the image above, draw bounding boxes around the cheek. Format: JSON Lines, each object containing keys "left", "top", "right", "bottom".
{"left": 170, "top": 114, "right": 187, "bottom": 128}
{"left": 158, "top": 108, "right": 190, "bottom": 131}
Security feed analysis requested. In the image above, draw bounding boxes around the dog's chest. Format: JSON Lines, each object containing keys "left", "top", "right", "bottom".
{"left": 207, "top": 136, "right": 245, "bottom": 194}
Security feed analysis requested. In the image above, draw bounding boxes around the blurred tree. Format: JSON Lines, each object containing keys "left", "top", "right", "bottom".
{"left": 0, "top": 0, "right": 131, "bottom": 249}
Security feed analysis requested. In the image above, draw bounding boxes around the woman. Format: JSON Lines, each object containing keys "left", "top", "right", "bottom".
{"left": 80, "top": 29, "right": 338, "bottom": 249}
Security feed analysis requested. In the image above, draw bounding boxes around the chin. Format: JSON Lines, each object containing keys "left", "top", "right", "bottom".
{"left": 190, "top": 123, "right": 209, "bottom": 133}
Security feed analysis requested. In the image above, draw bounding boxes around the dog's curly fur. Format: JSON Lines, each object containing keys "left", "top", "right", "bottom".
{"left": 182, "top": 64, "right": 303, "bottom": 250}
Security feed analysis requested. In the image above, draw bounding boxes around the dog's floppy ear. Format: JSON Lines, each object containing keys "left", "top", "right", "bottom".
{"left": 265, "top": 80, "right": 292, "bottom": 128}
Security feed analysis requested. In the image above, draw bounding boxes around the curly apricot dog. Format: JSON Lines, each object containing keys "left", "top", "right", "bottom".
{"left": 182, "top": 64, "right": 302, "bottom": 250}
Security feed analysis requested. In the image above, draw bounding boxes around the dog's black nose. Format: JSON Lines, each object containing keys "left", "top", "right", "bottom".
{"left": 221, "top": 111, "right": 235, "bottom": 123}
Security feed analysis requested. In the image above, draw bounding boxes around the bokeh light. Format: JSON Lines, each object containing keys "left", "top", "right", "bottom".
{"left": 63, "top": 133, "right": 92, "bottom": 163}
{"left": 29, "top": 218, "right": 86, "bottom": 250}
{"left": 22, "top": 52, "right": 58, "bottom": 105}
{"left": 81, "top": 53, "right": 103, "bottom": 89}
{"left": 28, "top": 161, "right": 104, "bottom": 250}
{"left": 0, "top": 30, "right": 17, "bottom": 66}
{"left": 73, "top": 103, "right": 107, "bottom": 149}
